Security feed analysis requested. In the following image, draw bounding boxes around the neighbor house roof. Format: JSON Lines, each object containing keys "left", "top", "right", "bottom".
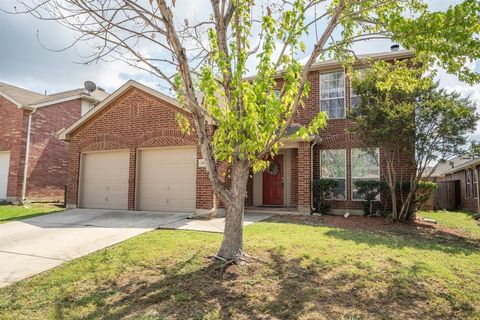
{"left": 0, "top": 82, "right": 45, "bottom": 106}
{"left": 440, "top": 157, "right": 480, "bottom": 176}
{"left": 0, "top": 82, "right": 109, "bottom": 110}
{"left": 58, "top": 80, "right": 181, "bottom": 141}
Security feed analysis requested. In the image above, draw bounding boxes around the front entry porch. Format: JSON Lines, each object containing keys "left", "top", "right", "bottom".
{"left": 246, "top": 141, "right": 313, "bottom": 214}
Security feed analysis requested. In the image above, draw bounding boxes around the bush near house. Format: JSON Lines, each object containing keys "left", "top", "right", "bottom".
{"left": 353, "top": 180, "right": 387, "bottom": 216}
{"left": 312, "top": 179, "right": 338, "bottom": 214}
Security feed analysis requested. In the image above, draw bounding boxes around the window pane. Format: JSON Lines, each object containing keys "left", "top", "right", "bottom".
{"left": 473, "top": 169, "right": 478, "bottom": 198}
{"left": 350, "top": 68, "right": 367, "bottom": 110}
{"left": 321, "top": 149, "right": 346, "bottom": 178}
{"left": 352, "top": 148, "right": 380, "bottom": 178}
{"left": 352, "top": 178, "right": 381, "bottom": 200}
{"left": 320, "top": 71, "right": 345, "bottom": 119}
{"left": 332, "top": 179, "right": 346, "bottom": 200}
{"left": 350, "top": 96, "right": 360, "bottom": 109}
{"left": 466, "top": 170, "right": 472, "bottom": 198}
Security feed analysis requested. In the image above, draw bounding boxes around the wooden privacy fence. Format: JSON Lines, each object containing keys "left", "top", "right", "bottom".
{"left": 432, "top": 180, "right": 460, "bottom": 210}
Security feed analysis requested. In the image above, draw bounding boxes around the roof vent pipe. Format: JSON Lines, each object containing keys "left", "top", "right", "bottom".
{"left": 390, "top": 44, "right": 400, "bottom": 51}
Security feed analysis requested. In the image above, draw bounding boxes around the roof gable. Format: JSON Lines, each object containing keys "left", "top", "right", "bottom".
{"left": 58, "top": 80, "right": 183, "bottom": 140}
{"left": 0, "top": 82, "right": 108, "bottom": 109}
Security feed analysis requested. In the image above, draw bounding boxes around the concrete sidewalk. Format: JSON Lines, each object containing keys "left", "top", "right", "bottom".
{"left": 158, "top": 213, "right": 271, "bottom": 233}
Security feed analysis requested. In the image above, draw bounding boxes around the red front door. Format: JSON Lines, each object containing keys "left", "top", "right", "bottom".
{"left": 263, "top": 155, "right": 284, "bottom": 206}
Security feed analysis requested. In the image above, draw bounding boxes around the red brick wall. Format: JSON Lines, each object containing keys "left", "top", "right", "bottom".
{"left": 297, "top": 141, "right": 311, "bottom": 212}
{"left": 444, "top": 166, "right": 480, "bottom": 213}
{"left": 0, "top": 96, "right": 26, "bottom": 200}
{"left": 64, "top": 65, "right": 414, "bottom": 213}
{"left": 289, "top": 68, "right": 414, "bottom": 212}
{"left": 66, "top": 88, "right": 197, "bottom": 209}
{"left": 26, "top": 99, "right": 83, "bottom": 201}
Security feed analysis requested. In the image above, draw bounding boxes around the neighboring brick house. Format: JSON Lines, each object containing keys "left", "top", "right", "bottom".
{"left": 439, "top": 158, "right": 480, "bottom": 213}
{"left": 59, "top": 50, "right": 415, "bottom": 215}
{"left": 0, "top": 82, "right": 108, "bottom": 203}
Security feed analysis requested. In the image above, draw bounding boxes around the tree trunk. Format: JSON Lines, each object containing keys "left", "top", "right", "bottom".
{"left": 390, "top": 186, "right": 398, "bottom": 219}
{"left": 216, "top": 159, "right": 250, "bottom": 262}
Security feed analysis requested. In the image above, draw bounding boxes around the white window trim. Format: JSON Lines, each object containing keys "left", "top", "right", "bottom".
{"left": 351, "top": 148, "right": 381, "bottom": 201}
{"left": 320, "top": 148, "right": 347, "bottom": 201}
{"left": 319, "top": 71, "right": 346, "bottom": 120}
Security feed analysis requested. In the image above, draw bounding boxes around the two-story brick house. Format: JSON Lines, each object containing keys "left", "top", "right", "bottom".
{"left": 58, "top": 50, "right": 415, "bottom": 215}
{"left": 0, "top": 82, "right": 108, "bottom": 203}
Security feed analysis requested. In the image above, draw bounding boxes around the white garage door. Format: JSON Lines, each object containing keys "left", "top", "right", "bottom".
{"left": 137, "top": 147, "right": 196, "bottom": 212}
{"left": 0, "top": 152, "right": 10, "bottom": 200}
{"left": 80, "top": 150, "right": 129, "bottom": 210}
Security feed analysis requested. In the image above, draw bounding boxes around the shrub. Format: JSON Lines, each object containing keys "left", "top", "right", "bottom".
{"left": 312, "top": 179, "right": 338, "bottom": 214}
{"left": 353, "top": 180, "right": 387, "bottom": 216}
{"left": 415, "top": 181, "right": 437, "bottom": 210}
{"left": 396, "top": 181, "right": 437, "bottom": 218}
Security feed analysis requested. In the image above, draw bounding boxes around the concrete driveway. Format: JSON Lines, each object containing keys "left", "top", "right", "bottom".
{"left": 0, "top": 209, "right": 191, "bottom": 288}
{"left": 0, "top": 209, "right": 269, "bottom": 288}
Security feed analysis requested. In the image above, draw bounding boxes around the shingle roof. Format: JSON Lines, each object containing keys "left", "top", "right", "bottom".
{"left": 429, "top": 156, "right": 479, "bottom": 177}
{"left": 0, "top": 82, "right": 45, "bottom": 105}
{"left": 0, "top": 82, "right": 109, "bottom": 108}
{"left": 31, "top": 88, "right": 109, "bottom": 106}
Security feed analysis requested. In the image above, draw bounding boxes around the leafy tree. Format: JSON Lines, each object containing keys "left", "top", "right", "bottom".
{"left": 7, "top": 0, "right": 480, "bottom": 261}
{"left": 349, "top": 60, "right": 479, "bottom": 220}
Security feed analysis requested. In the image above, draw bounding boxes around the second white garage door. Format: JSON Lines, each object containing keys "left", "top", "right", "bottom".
{"left": 137, "top": 147, "right": 196, "bottom": 212}
{"left": 80, "top": 150, "right": 130, "bottom": 210}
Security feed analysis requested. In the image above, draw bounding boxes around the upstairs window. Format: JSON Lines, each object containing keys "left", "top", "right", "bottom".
{"left": 320, "top": 71, "right": 345, "bottom": 119}
{"left": 320, "top": 149, "right": 346, "bottom": 200}
{"left": 351, "top": 148, "right": 380, "bottom": 200}
{"left": 350, "top": 68, "right": 367, "bottom": 110}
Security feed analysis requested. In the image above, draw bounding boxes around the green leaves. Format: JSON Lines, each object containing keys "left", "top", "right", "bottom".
{"left": 195, "top": 0, "right": 326, "bottom": 172}
{"left": 349, "top": 58, "right": 479, "bottom": 171}
{"left": 387, "top": 0, "right": 480, "bottom": 84}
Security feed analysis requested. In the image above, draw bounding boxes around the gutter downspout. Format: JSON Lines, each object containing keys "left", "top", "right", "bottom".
{"left": 21, "top": 110, "right": 35, "bottom": 202}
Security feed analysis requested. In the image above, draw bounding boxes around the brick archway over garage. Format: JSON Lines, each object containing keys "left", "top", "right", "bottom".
{"left": 64, "top": 84, "right": 201, "bottom": 211}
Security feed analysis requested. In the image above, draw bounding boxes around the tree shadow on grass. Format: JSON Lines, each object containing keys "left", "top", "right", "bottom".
{"left": 323, "top": 227, "right": 480, "bottom": 256}
{"left": 268, "top": 216, "right": 480, "bottom": 256}
{"left": 48, "top": 247, "right": 477, "bottom": 320}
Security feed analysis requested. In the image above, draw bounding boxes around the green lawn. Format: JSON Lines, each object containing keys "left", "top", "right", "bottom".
{"left": 418, "top": 210, "right": 480, "bottom": 239}
{"left": 0, "top": 211, "right": 479, "bottom": 319}
{"left": 0, "top": 204, "right": 63, "bottom": 223}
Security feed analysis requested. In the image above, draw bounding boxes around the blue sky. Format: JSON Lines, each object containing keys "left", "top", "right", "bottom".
{"left": 0, "top": 0, "right": 478, "bottom": 137}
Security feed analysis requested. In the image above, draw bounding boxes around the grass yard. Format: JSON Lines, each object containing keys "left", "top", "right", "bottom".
{"left": 418, "top": 210, "right": 480, "bottom": 240}
{"left": 0, "top": 204, "right": 63, "bottom": 223}
{"left": 0, "top": 210, "right": 479, "bottom": 319}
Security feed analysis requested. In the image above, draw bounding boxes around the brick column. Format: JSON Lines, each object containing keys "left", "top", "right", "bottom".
{"left": 127, "top": 148, "right": 137, "bottom": 210}
{"left": 66, "top": 146, "right": 80, "bottom": 209}
{"left": 297, "top": 141, "right": 311, "bottom": 214}
{"left": 195, "top": 146, "right": 214, "bottom": 211}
